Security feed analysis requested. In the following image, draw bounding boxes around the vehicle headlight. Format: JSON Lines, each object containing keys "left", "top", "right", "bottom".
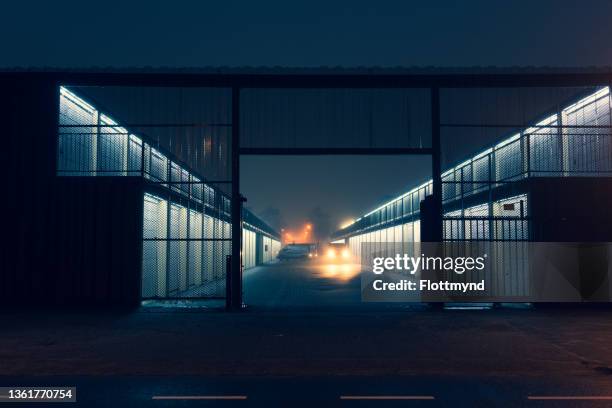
{"left": 341, "top": 249, "right": 350, "bottom": 259}
{"left": 326, "top": 248, "right": 336, "bottom": 258}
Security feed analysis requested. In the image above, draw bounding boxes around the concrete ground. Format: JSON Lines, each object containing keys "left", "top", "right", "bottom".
{"left": 3, "top": 260, "right": 612, "bottom": 406}
{"left": 3, "top": 307, "right": 612, "bottom": 406}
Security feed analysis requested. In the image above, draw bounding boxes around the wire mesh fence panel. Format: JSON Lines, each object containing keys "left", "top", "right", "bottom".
{"left": 564, "top": 88, "right": 612, "bottom": 174}
{"left": 97, "top": 115, "right": 128, "bottom": 176}
{"left": 141, "top": 180, "right": 232, "bottom": 299}
{"left": 436, "top": 86, "right": 612, "bottom": 213}
{"left": 58, "top": 87, "right": 98, "bottom": 175}
{"left": 443, "top": 216, "right": 530, "bottom": 242}
{"left": 527, "top": 115, "right": 563, "bottom": 176}
{"left": 57, "top": 85, "right": 232, "bottom": 185}
{"left": 443, "top": 194, "right": 529, "bottom": 242}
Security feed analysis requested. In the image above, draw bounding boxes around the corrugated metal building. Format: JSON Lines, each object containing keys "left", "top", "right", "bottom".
{"left": 332, "top": 86, "right": 612, "bottom": 300}
{"left": 3, "top": 68, "right": 612, "bottom": 306}
{"left": 58, "top": 86, "right": 281, "bottom": 300}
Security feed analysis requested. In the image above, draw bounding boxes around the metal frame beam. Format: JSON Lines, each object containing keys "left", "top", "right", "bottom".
{"left": 239, "top": 148, "right": 434, "bottom": 155}
{"left": 10, "top": 71, "right": 612, "bottom": 88}
{"left": 430, "top": 87, "right": 443, "bottom": 241}
{"left": 229, "top": 86, "right": 242, "bottom": 310}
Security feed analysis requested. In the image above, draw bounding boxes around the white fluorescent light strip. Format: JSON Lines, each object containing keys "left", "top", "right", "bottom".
{"left": 524, "top": 114, "right": 558, "bottom": 135}
{"left": 144, "top": 192, "right": 163, "bottom": 202}
{"left": 60, "top": 86, "right": 96, "bottom": 114}
{"left": 495, "top": 133, "right": 520, "bottom": 150}
{"left": 563, "top": 86, "right": 610, "bottom": 114}
{"left": 473, "top": 147, "right": 493, "bottom": 160}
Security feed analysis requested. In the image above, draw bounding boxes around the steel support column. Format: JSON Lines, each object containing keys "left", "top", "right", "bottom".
{"left": 229, "top": 87, "right": 243, "bottom": 310}
{"left": 431, "top": 87, "right": 443, "bottom": 241}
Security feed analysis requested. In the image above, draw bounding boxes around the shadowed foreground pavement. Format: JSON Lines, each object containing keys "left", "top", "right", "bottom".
{"left": 3, "top": 260, "right": 612, "bottom": 406}
{"left": 3, "top": 307, "right": 612, "bottom": 406}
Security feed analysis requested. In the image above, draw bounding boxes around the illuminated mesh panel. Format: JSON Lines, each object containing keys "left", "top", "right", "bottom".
{"left": 142, "top": 194, "right": 166, "bottom": 298}
{"left": 188, "top": 210, "right": 203, "bottom": 288}
{"left": 527, "top": 115, "right": 563, "bottom": 176}
{"left": 564, "top": 88, "right": 612, "bottom": 174}
{"left": 141, "top": 191, "right": 232, "bottom": 299}
{"left": 464, "top": 203, "right": 490, "bottom": 240}
{"left": 58, "top": 88, "right": 97, "bottom": 175}
{"left": 167, "top": 203, "right": 185, "bottom": 295}
{"left": 203, "top": 215, "right": 215, "bottom": 283}
{"left": 471, "top": 152, "right": 490, "bottom": 195}
{"left": 97, "top": 114, "right": 128, "bottom": 176}
{"left": 335, "top": 87, "right": 612, "bottom": 249}
{"left": 494, "top": 135, "right": 523, "bottom": 182}
{"left": 492, "top": 195, "right": 529, "bottom": 241}
{"left": 443, "top": 210, "right": 463, "bottom": 241}
{"left": 58, "top": 86, "right": 283, "bottom": 300}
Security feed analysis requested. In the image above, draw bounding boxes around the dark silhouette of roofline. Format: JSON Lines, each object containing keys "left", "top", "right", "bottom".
{"left": 2, "top": 69, "right": 612, "bottom": 88}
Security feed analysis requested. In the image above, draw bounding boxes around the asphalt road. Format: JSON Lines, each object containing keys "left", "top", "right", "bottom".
{"left": 2, "top": 374, "right": 612, "bottom": 407}
{"left": 244, "top": 258, "right": 363, "bottom": 309}
{"left": 3, "top": 260, "right": 612, "bottom": 406}
{"left": 244, "top": 258, "right": 416, "bottom": 310}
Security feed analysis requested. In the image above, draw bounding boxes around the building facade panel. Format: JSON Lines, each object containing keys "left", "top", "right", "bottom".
{"left": 57, "top": 87, "right": 281, "bottom": 300}
{"left": 334, "top": 86, "right": 612, "bottom": 250}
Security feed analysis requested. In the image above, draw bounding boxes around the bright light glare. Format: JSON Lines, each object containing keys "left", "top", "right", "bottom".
{"left": 308, "top": 253, "right": 313, "bottom": 258}
{"left": 320, "top": 263, "right": 360, "bottom": 282}
{"left": 326, "top": 248, "right": 337, "bottom": 259}
{"left": 341, "top": 249, "right": 350, "bottom": 259}
{"left": 340, "top": 219, "right": 355, "bottom": 229}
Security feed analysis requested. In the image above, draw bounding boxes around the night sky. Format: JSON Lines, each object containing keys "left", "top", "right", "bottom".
{"left": 5, "top": 0, "right": 612, "bottom": 238}
{"left": 3, "top": 1, "right": 612, "bottom": 67}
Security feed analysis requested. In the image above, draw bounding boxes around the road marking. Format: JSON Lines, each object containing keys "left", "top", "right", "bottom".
{"left": 528, "top": 396, "right": 612, "bottom": 401}
{"left": 340, "top": 395, "right": 435, "bottom": 400}
{"left": 152, "top": 395, "right": 247, "bottom": 400}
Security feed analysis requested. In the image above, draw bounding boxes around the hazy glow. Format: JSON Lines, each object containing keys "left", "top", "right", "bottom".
{"left": 282, "top": 223, "right": 315, "bottom": 244}
{"left": 319, "top": 263, "right": 360, "bottom": 282}
{"left": 340, "top": 219, "right": 355, "bottom": 229}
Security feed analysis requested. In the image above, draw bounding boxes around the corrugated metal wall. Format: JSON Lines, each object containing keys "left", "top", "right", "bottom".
{"left": 58, "top": 87, "right": 281, "bottom": 300}
{"left": 240, "top": 88, "right": 432, "bottom": 148}
{"left": 337, "top": 86, "right": 612, "bottom": 244}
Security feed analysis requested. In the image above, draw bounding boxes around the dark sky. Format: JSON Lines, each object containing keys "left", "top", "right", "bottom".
{"left": 3, "top": 1, "right": 612, "bottom": 67}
